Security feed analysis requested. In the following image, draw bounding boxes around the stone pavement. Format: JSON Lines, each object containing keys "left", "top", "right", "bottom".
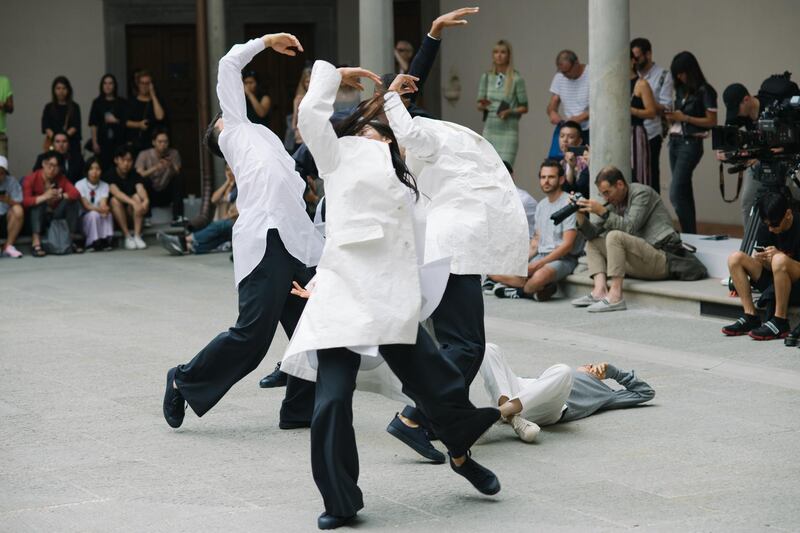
{"left": 2, "top": 246, "right": 799, "bottom": 532}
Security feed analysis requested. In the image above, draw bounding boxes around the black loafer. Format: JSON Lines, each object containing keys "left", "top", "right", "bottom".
{"left": 259, "top": 362, "right": 288, "bottom": 388}
{"left": 386, "top": 413, "right": 446, "bottom": 463}
{"left": 785, "top": 323, "right": 800, "bottom": 346}
{"left": 449, "top": 452, "right": 501, "bottom": 495}
{"left": 279, "top": 420, "right": 311, "bottom": 430}
{"left": 163, "top": 367, "right": 186, "bottom": 428}
{"left": 318, "top": 512, "right": 355, "bottom": 530}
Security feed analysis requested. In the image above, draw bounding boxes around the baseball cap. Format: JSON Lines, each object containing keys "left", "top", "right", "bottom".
{"left": 0, "top": 155, "right": 8, "bottom": 171}
{"left": 723, "top": 83, "right": 749, "bottom": 124}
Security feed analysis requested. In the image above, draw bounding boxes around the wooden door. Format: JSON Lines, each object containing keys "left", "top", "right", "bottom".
{"left": 126, "top": 25, "right": 200, "bottom": 196}
{"left": 243, "top": 24, "right": 315, "bottom": 140}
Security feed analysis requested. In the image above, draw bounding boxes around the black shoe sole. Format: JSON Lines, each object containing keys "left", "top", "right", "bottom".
{"left": 279, "top": 421, "right": 311, "bottom": 430}
{"left": 722, "top": 329, "right": 752, "bottom": 336}
{"left": 318, "top": 513, "right": 356, "bottom": 530}
{"left": 386, "top": 422, "right": 446, "bottom": 464}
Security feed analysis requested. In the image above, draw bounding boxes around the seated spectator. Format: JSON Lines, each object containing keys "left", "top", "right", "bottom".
{"left": 490, "top": 159, "right": 582, "bottom": 300}
{"left": 106, "top": 146, "right": 148, "bottom": 250}
{"left": 479, "top": 343, "right": 655, "bottom": 442}
{"left": 558, "top": 120, "right": 589, "bottom": 198}
{"left": 135, "top": 128, "right": 184, "bottom": 225}
{"left": 504, "top": 161, "right": 537, "bottom": 239}
{"left": 0, "top": 155, "right": 24, "bottom": 258}
{"left": 33, "top": 132, "right": 83, "bottom": 184}
{"left": 41, "top": 76, "right": 82, "bottom": 158}
{"left": 723, "top": 192, "right": 800, "bottom": 342}
{"left": 126, "top": 70, "right": 166, "bottom": 154}
{"left": 22, "top": 151, "right": 82, "bottom": 257}
{"left": 74, "top": 157, "right": 114, "bottom": 251}
{"left": 157, "top": 164, "right": 238, "bottom": 255}
{"left": 571, "top": 166, "right": 701, "bottom": 313}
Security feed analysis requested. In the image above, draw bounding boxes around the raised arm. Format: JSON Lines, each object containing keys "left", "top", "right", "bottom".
{"left": 604, "top": 364, "right": 655, "bottom": 410}
{"left": 296, "top": 62, "right": 344, "bottom": 176}
{"left": 383, "top": 76, "right": 442, "bottom": 161}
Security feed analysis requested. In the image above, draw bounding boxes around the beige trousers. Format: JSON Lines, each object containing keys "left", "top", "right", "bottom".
{"left": 586, "top": 230, "right": 669, "bottom": 280}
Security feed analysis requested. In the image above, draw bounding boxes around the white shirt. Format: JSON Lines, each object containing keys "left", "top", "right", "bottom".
{"left": 638, "top": 62, "right": 674, "bottom": 140}
{"left": 217, "top": 39, "right": 324, "bottom": 286}
{"left": 516, "top": 187, "right": 538, "bottom": 239}
{"left": 549, "top": 65, "right": 591, "bottom": 130}
{"left": 74, "top": 178, "right": 110, "bottom": 213}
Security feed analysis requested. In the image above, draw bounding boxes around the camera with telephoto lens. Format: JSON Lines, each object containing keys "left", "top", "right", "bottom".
{"left": 550, "top": 193, "right": 583, "bottom": 225}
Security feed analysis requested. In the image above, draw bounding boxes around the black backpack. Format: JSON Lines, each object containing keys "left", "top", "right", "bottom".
{"left": 757, "top": 72, "right": 800, "bottom": 109}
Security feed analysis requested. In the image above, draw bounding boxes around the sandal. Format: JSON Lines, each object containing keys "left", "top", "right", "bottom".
{"left": 32, "top": 244, "right": 47, "bottom": 258}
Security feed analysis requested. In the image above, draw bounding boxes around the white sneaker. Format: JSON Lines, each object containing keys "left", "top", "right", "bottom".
{"left": 509, "top": 415, "right": 540, "bottom": 443}
{"left": 124, "top": 236, "right": 137, "bottom": 250}
{"left": 587, "top": 298, "right": 627, "bottom": 313}
{"left": 571, "top": 293, "right": 602, "bottom": 307}
{"left": 134, "top": 235, "right": 147, "bottom": 249}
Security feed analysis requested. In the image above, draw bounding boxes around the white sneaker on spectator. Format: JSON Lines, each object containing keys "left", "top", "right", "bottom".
{"left": 124, "top": 236, "right": 137, "bottom": 250}
{"left": 571, "top": 293, "right": 601, "bottom": 307}
{"left": 587, "top": 298, "right": 627, "bottom": 313}
{"left": 2, "top": 245, "right": 23, "bottom": 258}
{"left": 509, "top": 415, "right": 540, "bottom": 443}
{"left": 134, "top": 235, "right": 147, "bottom": 249}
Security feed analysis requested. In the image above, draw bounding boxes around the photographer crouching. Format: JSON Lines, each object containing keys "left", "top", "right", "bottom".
{"left": 723, "top": 192, "right": 800, "bottom": 342}
{"left": 571, "top": 166, "right": 706, "bottom": 313}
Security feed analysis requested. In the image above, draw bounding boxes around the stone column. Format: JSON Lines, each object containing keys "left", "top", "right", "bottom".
{"left": 207, "top": 0, "right": 226, "bottom": 187}
{"left": 588, "top": 0, "right": 630, "bottom": 198}
{"left": 359, "top": 0, "right": 394, "bottom": 76}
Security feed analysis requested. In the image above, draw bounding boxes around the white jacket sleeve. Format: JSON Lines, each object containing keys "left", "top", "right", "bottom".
{"left": 383, "top": 92, "right": 442, "bottom": 161}
{"left": 217, "top": 39, "right": 265, "bottom": 127}
{"left": 297, "top": 61, "right": 342, "bottom": 176}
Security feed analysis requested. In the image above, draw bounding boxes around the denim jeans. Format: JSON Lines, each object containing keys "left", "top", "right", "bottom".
{"left": 668, "top": 136, "right": 704, "bottom": 234}
{"left": 191, "top": 218, "right": 233, "bottom": 254}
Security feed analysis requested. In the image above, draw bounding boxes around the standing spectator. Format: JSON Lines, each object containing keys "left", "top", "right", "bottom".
{"left": 631, "top": 38, "right": 673, "bottom": 193}
{"left": 491, "top": 160, "right": 582, "bottom": 300}
{"left": 394, "top": 40, "right": 415, "bottom": 74}
{"left": 242, "top": 70, "right": 272, "bottom": 128}
{"left": 41, "top": 76, "right": 82, "bottom": 157}
{"left": 476, "top": 40, "right": 528, "bottom": 164}
{"left": 33, "top": 132, "right": 83, "bottom": 184}
{"left": 630, "top": 53, "right": 657, "bottom": 185}
{"left": 22, "top": 151, "right": 82, "bottom": 257}
{"left": 665, "top": 51, "right": 717, "bottom": 235}
{"left": 0, "top": 75, "right": 13, "bottom": 157}
{"left": 74, "top": 157, "right": 114, "bottom": 251}
{"left": 135, "top": 128, "right": 184, "bottom": 225}
{"left": 0, "top": 156, "right": 23, "bottom": 258}
{"left": 89, "top": 74, "right": 128, "bottom": 171}
{"left": 286, "top": 67, "right": 311, "bottom": 152}
{"left": 558, "top": 120, "right": 590, "bottom": 198}
{"left": 158, "top": 164, "right": 238, "bottom": 255}
{"left": 547, "top": 50, "right": 590, "bottom": 143}
{"left": 106, "top": 146, "right": 148, "bottom": 250}
{"left": 126, "top": 70, "right": 166, "bottom": 154}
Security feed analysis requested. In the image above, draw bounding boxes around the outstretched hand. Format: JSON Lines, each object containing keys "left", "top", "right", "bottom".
{"left": 430, "top": 6, "right": 479, "bottom": 38}
{"left": 290, "top": 281, "right": 311, "bottom": 299}
{"left": 388, "top": 74, "right": 419, "bottom": 96}
{"left": 337, "top": 67, "right": 382, "bottom": 91}
{"left": 263, "top": 33, "right": 304, "bottom": 56}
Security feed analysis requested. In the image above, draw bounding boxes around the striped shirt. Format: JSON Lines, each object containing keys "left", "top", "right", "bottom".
{"left": 549, "top": 65, "right": 591, "bottom": 130}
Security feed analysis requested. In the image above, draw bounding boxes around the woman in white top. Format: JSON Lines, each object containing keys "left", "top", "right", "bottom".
{"left": 281, "top": 61, "right": 501, "bottom": 530}
{"left": 74, "top": 157, "right": 113, "bottom": 251}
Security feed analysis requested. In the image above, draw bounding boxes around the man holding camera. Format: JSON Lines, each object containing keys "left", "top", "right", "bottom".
{"left": 721, "top": 74, "right": 800, "bottom": 224}
{"left": 723, "top": 192, "right": 800, "bottom": 342}
{"left": 491, "top": 159, "right": 582, "bottom": 300}
{"left": 572, "top": 166, "right": 680, "bottom": 312}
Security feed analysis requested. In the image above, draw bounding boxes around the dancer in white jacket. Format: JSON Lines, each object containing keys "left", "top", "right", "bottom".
{"left": 380, "top": 74, "right": 530, "bottom": 462}
{"left": 281, "top": 62, "right": 501, "bottom": 530}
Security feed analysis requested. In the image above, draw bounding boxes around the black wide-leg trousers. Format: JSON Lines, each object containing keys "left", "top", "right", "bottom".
{"left": 402, "top": 274, "right": 486, "bottom": 426}
{"left": 312, "top": 325, "right": 499, "bottom": 517}
{"left": 174, "top": 229, "right": 315, "bottom": 423}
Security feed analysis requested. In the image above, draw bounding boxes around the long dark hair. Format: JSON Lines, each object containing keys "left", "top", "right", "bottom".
{"left": 98, "top": 73, "right": 118, "bottom": 98}
{"left": 670, "top": 51, "right": 708, "bottom": 95}
{"left": 51, "top": 75, "right": 74, "bottom": 105}
{"left": 333, "top": 95, "right": 419, "bottom": 200}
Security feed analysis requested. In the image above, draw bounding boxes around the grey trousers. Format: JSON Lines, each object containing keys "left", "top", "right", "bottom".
{"left": 29, "top": 199, "right": 79, "bottom": 235}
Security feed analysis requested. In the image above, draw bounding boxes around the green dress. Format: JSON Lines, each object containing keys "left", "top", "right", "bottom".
{"left": 478, "top": 70, "right": 528, "bottom": 165}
